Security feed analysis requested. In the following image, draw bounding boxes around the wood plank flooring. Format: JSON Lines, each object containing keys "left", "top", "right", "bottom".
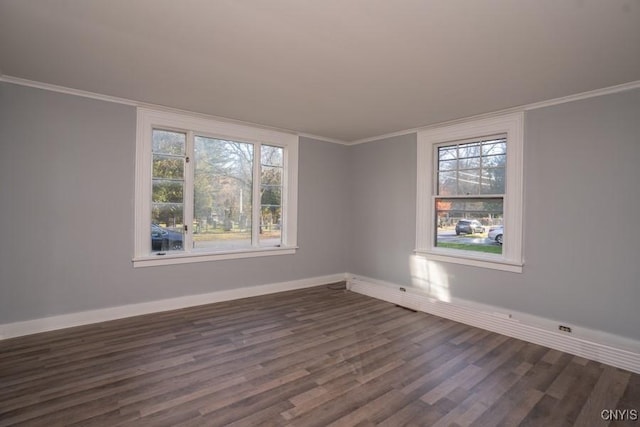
{"left": 1, "top": 285, "right": 638, "bottom": 426}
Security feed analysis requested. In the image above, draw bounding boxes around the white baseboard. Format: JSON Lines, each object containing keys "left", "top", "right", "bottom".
{"left": 5, "top": 271, "right": 639, "bottom": 375}
{"left": 0, "top": 273, "right": 347, "bottom": 340}
{"left": 346, "top": 274, "right": 640, "bottom": 374}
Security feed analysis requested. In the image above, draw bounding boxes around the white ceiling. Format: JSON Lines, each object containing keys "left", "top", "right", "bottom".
{"left": 1, "top": 0, "right": 639, "bottom": 142}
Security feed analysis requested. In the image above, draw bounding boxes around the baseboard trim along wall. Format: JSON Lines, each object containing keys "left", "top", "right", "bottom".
{"left": 347, "top": 274, "right": 640, "bottom": 374}
{"left": 4, "top": 271, "right": 639, "bottom": 375}
{"left": 0, "top": 273, "right": 347, "bottom": 340}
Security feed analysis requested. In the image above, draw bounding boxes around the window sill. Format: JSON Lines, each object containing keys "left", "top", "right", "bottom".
{"left": 133, "top": 246, "right": 297, "bottom": 268}
{"left": 414, "top": 249, "right": 523, "bottom": 273}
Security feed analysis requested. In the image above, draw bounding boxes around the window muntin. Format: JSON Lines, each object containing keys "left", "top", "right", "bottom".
{"left": 135, "top": 108, "right": 298, "bottom": 266}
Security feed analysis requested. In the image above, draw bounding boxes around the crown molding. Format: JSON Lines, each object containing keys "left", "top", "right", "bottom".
{"left": 3, "top": 74, "right": 638, "bottom": 147}
{"left": 348, "top": 79, "right": 640, "bottom": 145}
{"left": 0, "top": 75, "right": 350, "bottom": 144}
{"left": 0, "top": 74, "right": 139, "bottom": 106}
{"left": 297, "top": 133, "right": 350, "bottom": 145}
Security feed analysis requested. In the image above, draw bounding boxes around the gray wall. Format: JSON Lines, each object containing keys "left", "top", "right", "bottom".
{"left": 348, "top": 133, "right": 417, "bottom": 284}
{"left": 348, "top": 89, "right": 640, "bottom": 342}
{"left": 2, "top": 81, "right": 639, "bottom": 345}
{"left": 0, "top": 83, "right": 349, "bottom": 323}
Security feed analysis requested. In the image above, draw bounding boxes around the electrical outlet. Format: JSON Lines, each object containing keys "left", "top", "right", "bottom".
{"left": 399, "top": 287, "right": 406, "bottom": 292}
{"left": 558, "top": 325, "right": 572, "bottom": 333}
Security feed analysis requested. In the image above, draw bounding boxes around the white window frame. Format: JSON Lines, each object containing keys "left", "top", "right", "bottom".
{"left": 416, "top": 112, "right": 524, "bottom": 273}
{"left": 133, "top": 108, "right": 298, "bottom": 267}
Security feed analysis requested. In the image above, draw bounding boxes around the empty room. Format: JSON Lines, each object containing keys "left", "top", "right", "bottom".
{"left": 1, "top": 1, "right": 639, "bottom": 426}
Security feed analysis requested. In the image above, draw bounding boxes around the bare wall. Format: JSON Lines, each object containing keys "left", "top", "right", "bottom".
{"left": 347, "top": 133, "right": 417, "bottom": 284}
{"left": 347, "top": 89, "right": 640, "bottom": 342}
{"left": 0, "top": 83, "right": 349, "bottom": 323}
{"left": 2, "top": 81, "right": 639, "bottom": 344}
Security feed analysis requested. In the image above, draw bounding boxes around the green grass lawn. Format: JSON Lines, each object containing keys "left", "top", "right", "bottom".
{"left": 193, "top": 230, "right": 280, "bottom": 241}
{"left": 437, "top": 242, "right": 502, "bottom": 254}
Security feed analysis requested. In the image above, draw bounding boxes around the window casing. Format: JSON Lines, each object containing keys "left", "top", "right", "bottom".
{"left": 416, "top": 113, "right": 524, "bottom": 272}
{"left": 134, "top": 108, "right": 298, "bottom": 267}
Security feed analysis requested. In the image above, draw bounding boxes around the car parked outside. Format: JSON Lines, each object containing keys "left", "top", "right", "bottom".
{"left": 488, "top": 226, "right": 504, "bottom": 245}
{"left": 151, "top": 224, "right": 183, "bottom": 251}
{"left": 455, "top": 219, "right": 485, "bottom": 235}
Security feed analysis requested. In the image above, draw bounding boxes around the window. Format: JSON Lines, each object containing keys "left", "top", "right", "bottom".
{"left": 135, "top": 108, "right": 298, "bottom": 267}
{"left": 435, "top": 136, "right": 506, "bottom": 254}
{"left": 416, "top": 113, "right": 524, "bottom": 272}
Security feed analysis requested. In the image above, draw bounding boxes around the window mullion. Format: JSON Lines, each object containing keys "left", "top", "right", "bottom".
{"left": 136, "top": 112, "right": 152, "bottom": 256}
{"left": 281, "top": 148, "right": 288, "bottom": 245}
{"left": 479, "top": 147, "right": 484, "bottom": 191}
{"left": 183, "top": 131, "right": 195, "bottom": 253}
{"left": 252, "top": 143, "right": 261, "bottom": 247}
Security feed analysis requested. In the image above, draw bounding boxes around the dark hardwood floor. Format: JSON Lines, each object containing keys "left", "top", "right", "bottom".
{"left": 1, "top": 285, "right": 638, "bottom": 426}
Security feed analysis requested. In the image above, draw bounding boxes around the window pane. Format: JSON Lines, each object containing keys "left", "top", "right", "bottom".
{"left": 151, "top": 129, "right": 185, "bottom": 253}
{"left": 458, "top": 142, "right": 480, "bottom": 158}
{"left": 152, "top": 180, "right": 183, "bottom": 203}
{"left": 481, "top": 167, "right": 506, "bottom": 194}
{"left": 459, "top": 156, "right": 480, "bottom": 169}
{"left": 193, "top": 136, "right": 253, "bottom": 251}
{"left": 438, "top": 171, "right": 457, "bottom": 195}
{"left": 260, "top": 145, "right": 284, "bottom": 247}
{"left": 458, "top": 170, "right": 480, "bottom": 195}
{"left": 152, "top": 130, "right": 185, "bottom": 155}
{"left": 435, "top": 197, "right": 503, "bottom": 254}
{"left": 481, "top": 139, "right": 506, "bottom": 155}
{"left": 153, "top": 155, "right": 184, "bottom": 179}
{"left": 438, "top": 146, "right": 457, "bottom": 161}
{"left": 262, "top": 145, "right": 284, "bottom": 167}
{"left": 483, "top": 154, "right": 506, "bottom": 168}
{"left": 438, "top": 159, "right": 457, "bottom": 171}
{"left": 261, "top": 166, "right": 282, "bottom": 186}
{"left": 151, "top": 205, "right": 184, "bottom": 252}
